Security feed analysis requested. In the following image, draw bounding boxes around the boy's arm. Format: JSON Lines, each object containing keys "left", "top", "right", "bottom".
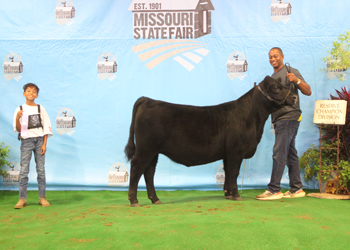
{"left": 41, "top": 134, "right": 48, "bottom": 155}
{"left": 15, "top": 110, "right": 23, "bottom": 132}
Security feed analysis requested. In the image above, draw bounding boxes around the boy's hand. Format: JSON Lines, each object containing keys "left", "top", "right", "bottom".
{"left": 41, "top": 144, "right": 46, "bottom": 155}
{"left": 16, "top": 110, "right": 23, "bottom": 119}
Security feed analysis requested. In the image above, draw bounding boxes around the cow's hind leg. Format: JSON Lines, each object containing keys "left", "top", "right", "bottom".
{"left": 128, "top": 153, "right": 156, "bottom": 207}
{"left": 144, "top": 155, "right": 162, "bottom": 205}
{"left": 223, "top": 158, "right": 243, "bottom": 201}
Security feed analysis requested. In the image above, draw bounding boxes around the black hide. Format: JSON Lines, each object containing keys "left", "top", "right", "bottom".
{"left": 125, "top": 76, "right": 297, "bottom": 206}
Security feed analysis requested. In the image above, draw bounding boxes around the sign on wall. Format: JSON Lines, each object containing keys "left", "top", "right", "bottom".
{"left": 313, "top": 100, "right": 347, "bottom": 125}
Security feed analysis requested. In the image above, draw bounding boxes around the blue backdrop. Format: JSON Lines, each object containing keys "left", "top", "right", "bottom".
{"left": 1, "top": 0, "right": 349, "bottom": 191}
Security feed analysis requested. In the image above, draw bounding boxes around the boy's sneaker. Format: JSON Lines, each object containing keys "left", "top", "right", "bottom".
{"left": 283, "top": 189, "right": 306, "bottom": 198}
{"left": 39, "top": 197, "right": 51, "bottom": 207}
{"left": 255, "top": 190, "right": 283, "bottom": 200}
{"left": 14, "top": 199, "right": 27, "bottom": 209}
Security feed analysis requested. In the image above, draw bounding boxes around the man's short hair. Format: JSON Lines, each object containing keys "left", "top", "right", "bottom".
{"left": 23, "top": 83, "right": 39, "bottom": 93}
{"left": 269, "top": 47, "right": 284, "bottom": 56}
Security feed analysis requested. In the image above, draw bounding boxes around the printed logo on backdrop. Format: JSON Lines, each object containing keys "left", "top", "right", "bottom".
{"left": 270, "top": 0, "right": 292, "bottom": 24}
{"left": 97, "top": 53, "right": 117, "bottom": 81}
{"left": 55, "top": 0, "right": 75, "bottom": 26}
{"left": 227, "top": 52, "right": 248, "bottom": 80}
{"left": 128, "top": 0, "right": 214, "bottom": 71}
{"left": 325, "top": 56, "right": 348, "bottom": 80}
{"left": 215, "top": 164, "right": 224, "bottom": 188}
{"left": 108, "top": 163, "right": 129, "bottom": 187}
{"left": 56, "top": 108, "right": 76, "bottom": 136}
{"left": 2, "top": 162, "right": 20, "bottom": 188}
{"left": 3, "top": 53, "right": 23, "bottom": 81}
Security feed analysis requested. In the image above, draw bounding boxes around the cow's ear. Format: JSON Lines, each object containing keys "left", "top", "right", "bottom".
{"left": 276, "top": 77, "right": 282, "bottom": 84}
{"left": 264, "top": 75, "right": 270, "bottom": 82}
{"left": 254, "top": 82, "right": 256, "bottom": 86}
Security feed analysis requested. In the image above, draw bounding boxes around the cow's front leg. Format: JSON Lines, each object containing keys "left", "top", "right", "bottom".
{"left": 223, "top": 158, "right": 243, "bottom": 201}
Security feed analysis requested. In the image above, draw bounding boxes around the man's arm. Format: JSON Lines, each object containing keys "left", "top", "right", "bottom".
{"left": 287, "top": 72, "right": 312, "bottom": 96}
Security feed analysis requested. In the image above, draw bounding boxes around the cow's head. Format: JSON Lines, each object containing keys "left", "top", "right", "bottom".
{"left": 258, "top": 76, "right": 297, "bottom": 107}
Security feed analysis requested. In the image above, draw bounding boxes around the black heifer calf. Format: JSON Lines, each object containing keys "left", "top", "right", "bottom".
{"left": 125, "top": 76, "right": 297, "bottom": 207}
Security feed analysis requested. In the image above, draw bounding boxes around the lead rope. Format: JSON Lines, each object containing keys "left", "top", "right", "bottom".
{"left": 241, "top": 159, "right": 246, "bottom": 194}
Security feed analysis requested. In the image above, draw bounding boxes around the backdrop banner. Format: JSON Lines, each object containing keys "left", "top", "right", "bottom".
{"left": 1, "top": 0, "right": 349, "bottom": 191}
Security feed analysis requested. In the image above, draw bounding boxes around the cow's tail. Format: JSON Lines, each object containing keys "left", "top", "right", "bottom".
{"left": 124, "top": 97, "right": 146, "bottom": 161}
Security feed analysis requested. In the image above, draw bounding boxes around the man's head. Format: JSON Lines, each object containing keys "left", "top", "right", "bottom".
{"left": 269, "top": 47, "right": 284, "bottom": 72}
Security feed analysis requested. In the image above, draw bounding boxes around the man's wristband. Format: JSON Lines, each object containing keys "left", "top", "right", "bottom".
{"left": 296, "top": 79, "right": 301, "bottom": 85}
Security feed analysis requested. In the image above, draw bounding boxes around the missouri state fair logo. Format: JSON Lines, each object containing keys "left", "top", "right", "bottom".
{"left": 128, "top": 0, "right": 214, "bottom": 71}
{"left": 215, "top": 164, "right": 224, "bottom": 188}
{"left": 108, "top": 163, "right": 129, "bottom": 187}
{"left": 270, "top": 0, "right": 292, "bottom": 24}
{"left": 3, "top": 53, "right": 23, "bottom": 81}
{"left": 55, "top": 0, "right": 75, "bottom": 26}
{"left": 1, "top": 162, "right": 20, "bottom": 188}
{"left": 325, "top": 56, "right": 348, "bottom": 80}
{"left": 97, "top": 53, "right": 117, "bottom": 81}
{"left": 226, "top": 51, "right": 248, "bottom": 81}
{"left": 55, "top": 108, "right": 76, "bottom": 136}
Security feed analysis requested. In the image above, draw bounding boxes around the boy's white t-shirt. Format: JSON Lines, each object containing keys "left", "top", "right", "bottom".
{"left": 13, "top": 104, "right": 53, "bottom": 139}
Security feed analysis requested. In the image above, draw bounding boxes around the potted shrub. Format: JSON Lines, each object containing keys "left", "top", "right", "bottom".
{"left": 299, "top": 141, "right": 350, "bottom": 194}
{"left": 300, "top": 87, "right": 350, "bottom": 194}
{"left": 0, "top": 142, "right": 11, "bottom": 178}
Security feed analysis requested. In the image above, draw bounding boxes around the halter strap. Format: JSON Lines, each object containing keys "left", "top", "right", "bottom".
{"left": 257, "top": 85, "right": 292, "bottom": 106}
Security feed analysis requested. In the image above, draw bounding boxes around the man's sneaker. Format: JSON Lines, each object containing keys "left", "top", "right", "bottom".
{"left": 14, "top": 199, "right": 27, "bottom": 209}
{"left": 39, "top": 197, "right": 51, "bottom": 207}
{"left": 256, "top": 190, "right": 283, "bottom": 200}
{"left": 283, "top": 189, "right": 306, "bottom": 198}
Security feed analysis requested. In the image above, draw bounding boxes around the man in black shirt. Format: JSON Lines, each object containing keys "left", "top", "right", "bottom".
{"left": 256, "top": 47, "right": 312, "bottom": 200}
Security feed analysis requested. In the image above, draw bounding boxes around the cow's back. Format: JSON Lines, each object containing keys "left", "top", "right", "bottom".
{"left": 134, "top": 98, "right": 235, "bottom": 166}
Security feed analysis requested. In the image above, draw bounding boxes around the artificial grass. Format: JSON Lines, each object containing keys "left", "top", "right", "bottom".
{"left": 0, "top": 189, "right": 349, "bottom": 249}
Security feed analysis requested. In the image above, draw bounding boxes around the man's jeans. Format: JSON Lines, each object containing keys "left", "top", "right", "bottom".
{"left": 19, "top": 136, "right": 46, "bottom": 199}
{"left": 268, "top": 120, "right": 303, "bottom": 193}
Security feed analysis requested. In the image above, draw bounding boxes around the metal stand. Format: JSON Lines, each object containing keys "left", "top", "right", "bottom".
{"left": 318, "top": 124, "right": 340, "bottom": 194}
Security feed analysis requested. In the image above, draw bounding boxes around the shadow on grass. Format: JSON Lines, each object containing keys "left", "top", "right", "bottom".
{"left": 151, "top": 193, "right": 257, "bottom": 206}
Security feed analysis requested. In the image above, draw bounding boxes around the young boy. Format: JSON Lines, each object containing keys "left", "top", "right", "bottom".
{"left": 13, "top": 83, "right": 53, "bottom": 209}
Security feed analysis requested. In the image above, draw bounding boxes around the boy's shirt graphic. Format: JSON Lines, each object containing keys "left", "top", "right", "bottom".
{"left": 13, "top": 104, "right": 53, "bottom": 139}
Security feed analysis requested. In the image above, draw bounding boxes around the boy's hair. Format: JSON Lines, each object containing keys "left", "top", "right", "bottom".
{"left": 23, "top": 83, "right": 39, "bottom": 93}
{"left": 269, "top": 47, "right": 284, "bottom": 56}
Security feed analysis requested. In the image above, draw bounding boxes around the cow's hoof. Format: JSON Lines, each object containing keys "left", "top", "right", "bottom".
{"left": 131, "top": 203, "right": 141, "bottom": 207}
{"left": 233, "top": 196, "right": 243, "bottom": 201}
{"left": 225, "top": 195, "right": 243, "bottom": 201}
{"left": 153, "top": 200, "right": 162, "bottom": 205}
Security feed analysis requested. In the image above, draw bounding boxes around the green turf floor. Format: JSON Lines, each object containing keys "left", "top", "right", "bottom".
{"left": 0, "top": 189, "right": 349, "bottom": 249}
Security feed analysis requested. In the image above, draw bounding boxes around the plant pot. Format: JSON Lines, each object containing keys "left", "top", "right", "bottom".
{"left": 320, "top": 181, "right": 328, "bottom": 193}
{"left": 319, "top": 171, "right": 337, "bottom": 193}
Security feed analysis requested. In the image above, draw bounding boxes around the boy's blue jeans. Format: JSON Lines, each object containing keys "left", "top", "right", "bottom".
{"left": 19, "top": 136, "right": 46, "bottom": 199}
{"left": 268, "top": 120, "right": 303, "bottom": 193}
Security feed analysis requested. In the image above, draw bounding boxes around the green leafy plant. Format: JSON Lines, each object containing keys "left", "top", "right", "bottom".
{"left": 321, "top": 87, "right": 350, "bottom": 160}
{"left": 300, "top": 141, "right": 350, "bottom": 194}
{"left": 0, "top": 142, "right": 11, "bottom": 177}
{"left": 321, "top": 29, "right": 350, "bottom": 81}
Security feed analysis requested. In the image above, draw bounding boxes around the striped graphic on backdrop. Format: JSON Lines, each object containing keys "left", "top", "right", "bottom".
{"left": 132, "top": 40, "right": 210, "bottom": 71}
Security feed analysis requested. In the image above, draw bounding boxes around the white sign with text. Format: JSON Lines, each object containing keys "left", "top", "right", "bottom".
{"left": 313, "top": 100, "right": 347, "bottom": 125}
